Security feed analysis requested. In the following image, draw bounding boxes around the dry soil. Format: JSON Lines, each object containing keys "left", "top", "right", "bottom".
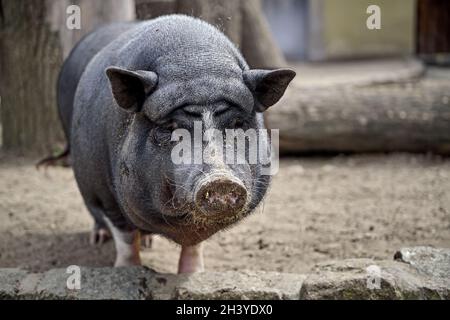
{"left": 0, "top": 152, "right": 449, "bottom": 274}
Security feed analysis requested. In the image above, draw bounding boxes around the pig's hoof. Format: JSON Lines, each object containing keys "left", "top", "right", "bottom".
{"left": 178, "top": 264, "right": 205, "bottom": 274}
{"left": 141, "top": 234, "right": 154, "bottom": 249}
{"left": 177, "top": 244, "right": 204, "bottom": 274}
{"left": 114, "top": 259, "right": 141, "bottom": 267}
{"left": 89, "top": 227, "right": 111, "bottom": 245}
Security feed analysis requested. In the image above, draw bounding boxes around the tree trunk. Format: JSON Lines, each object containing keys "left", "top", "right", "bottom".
{"left": 0, "top": 0, "right": 64, "bottom": 155}
{"left": 240, "top": 0, "right": 286, "bottom": 68}
{"left": 57, "top": 0, "right": 135, "bottom": 59}
{"left": 135, "top": 0, "right": 176, "bottom": 20}
{"left": 135, "top": 0, "right": 286, "bottom": 68}
{"left": 0, "top": 0, "right": 134, "bottom": 155}
{"left": 266, "top": 78, "right": 450, "bottom": 155}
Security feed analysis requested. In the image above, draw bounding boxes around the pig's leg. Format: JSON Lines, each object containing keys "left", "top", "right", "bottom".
{"left": 89, "top": 221, "right": 111, "bottom": 245}
{"left": 141, "top": 233, "right": 154, "bottom": 249}
{"left": 86, "top": 205, "right": 111, "bottom": 245}
{"left": 105, "top": 218, "right": 141, "bottom": 267}
{"left": 177, "top": 242, "right": 204, "bottom": 274}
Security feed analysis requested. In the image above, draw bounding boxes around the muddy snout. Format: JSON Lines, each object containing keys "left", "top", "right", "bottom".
{"left": 194, "top": 173, "right": 248, "bottom": 217}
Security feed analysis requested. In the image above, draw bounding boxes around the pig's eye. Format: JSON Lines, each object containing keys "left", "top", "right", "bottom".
{"left": 151, "top": 122, "right": 177, "bottom": 146}
{"left": 230, "top": 118, "right": 246, "bottom": 129}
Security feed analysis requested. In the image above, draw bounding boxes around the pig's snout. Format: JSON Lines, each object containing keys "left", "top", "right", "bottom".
{"left": 194, "top": 173, "right": 248, "bottom": 217}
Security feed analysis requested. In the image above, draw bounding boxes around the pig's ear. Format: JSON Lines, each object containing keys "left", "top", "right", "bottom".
{"left": 106, "top": 66, "right": 158, "bottom": 112}
{"left": 243, "top": 69, "right": 296, "bottom": 112}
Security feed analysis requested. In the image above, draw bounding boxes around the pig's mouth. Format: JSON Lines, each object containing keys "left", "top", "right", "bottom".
{"left": 126, "top": 187, "right": 249, "bottom": 246}
{"left": 126, "top": 204, "right": 247, "bottom": 245}
{"left": 124, "top": 173, "right": 251, "bottom": 245}
{"left": 164, "top": 210, "right": 246, "bottom": 245}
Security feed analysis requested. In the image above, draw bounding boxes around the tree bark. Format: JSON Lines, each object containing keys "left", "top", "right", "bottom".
{"left": 266, "top": 78, "right": 450, "bottom": 155}
{"left": 135, "top": 0, "right": 176, "bottom": 20}
{"left": 0, "top": 0, "right": 134, "bottom": 154}
{"left": 0, "top": 0, "right": 64, "bottom": 155}
{"left": 240, "top": 0, "right": 286, "bottom": 68}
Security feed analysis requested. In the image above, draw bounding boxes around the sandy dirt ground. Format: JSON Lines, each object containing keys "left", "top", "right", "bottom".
{"left": 0, "top": 152, "right": 449, "bottom": 274}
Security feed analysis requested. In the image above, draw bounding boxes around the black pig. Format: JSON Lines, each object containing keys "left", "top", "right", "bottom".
{"left": 56, "top": 15, "right": 295, "bottom": 273}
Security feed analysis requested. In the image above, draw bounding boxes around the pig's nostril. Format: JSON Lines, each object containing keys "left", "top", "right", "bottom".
{"left": 195, "top": 178, "right": 247, "bottom": 216}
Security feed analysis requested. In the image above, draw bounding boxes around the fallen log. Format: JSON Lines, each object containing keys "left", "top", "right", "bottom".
{"left": 266, "top": 76, "right": 450, "bottom": 154}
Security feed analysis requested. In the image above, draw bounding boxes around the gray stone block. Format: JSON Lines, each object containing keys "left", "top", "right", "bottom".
{"left": 0, "top": 269, "right": 28, "bottom": 299}
{"left": 0, "top": 247, "right": 449, "bottom": 300}
{"left": 394, "top": 246, "right": 450, "bottom": 283}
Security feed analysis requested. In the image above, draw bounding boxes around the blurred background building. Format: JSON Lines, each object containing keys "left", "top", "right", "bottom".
{"left": 262, "top": 0, "right": 448, "bottom": 64}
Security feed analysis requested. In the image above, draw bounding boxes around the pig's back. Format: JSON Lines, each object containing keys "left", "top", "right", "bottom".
{"left": 76, "top": 14, "right": 247, "bottom": 100}
{"left": 57, "top": 22, "right": 137, "bottom": 142}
